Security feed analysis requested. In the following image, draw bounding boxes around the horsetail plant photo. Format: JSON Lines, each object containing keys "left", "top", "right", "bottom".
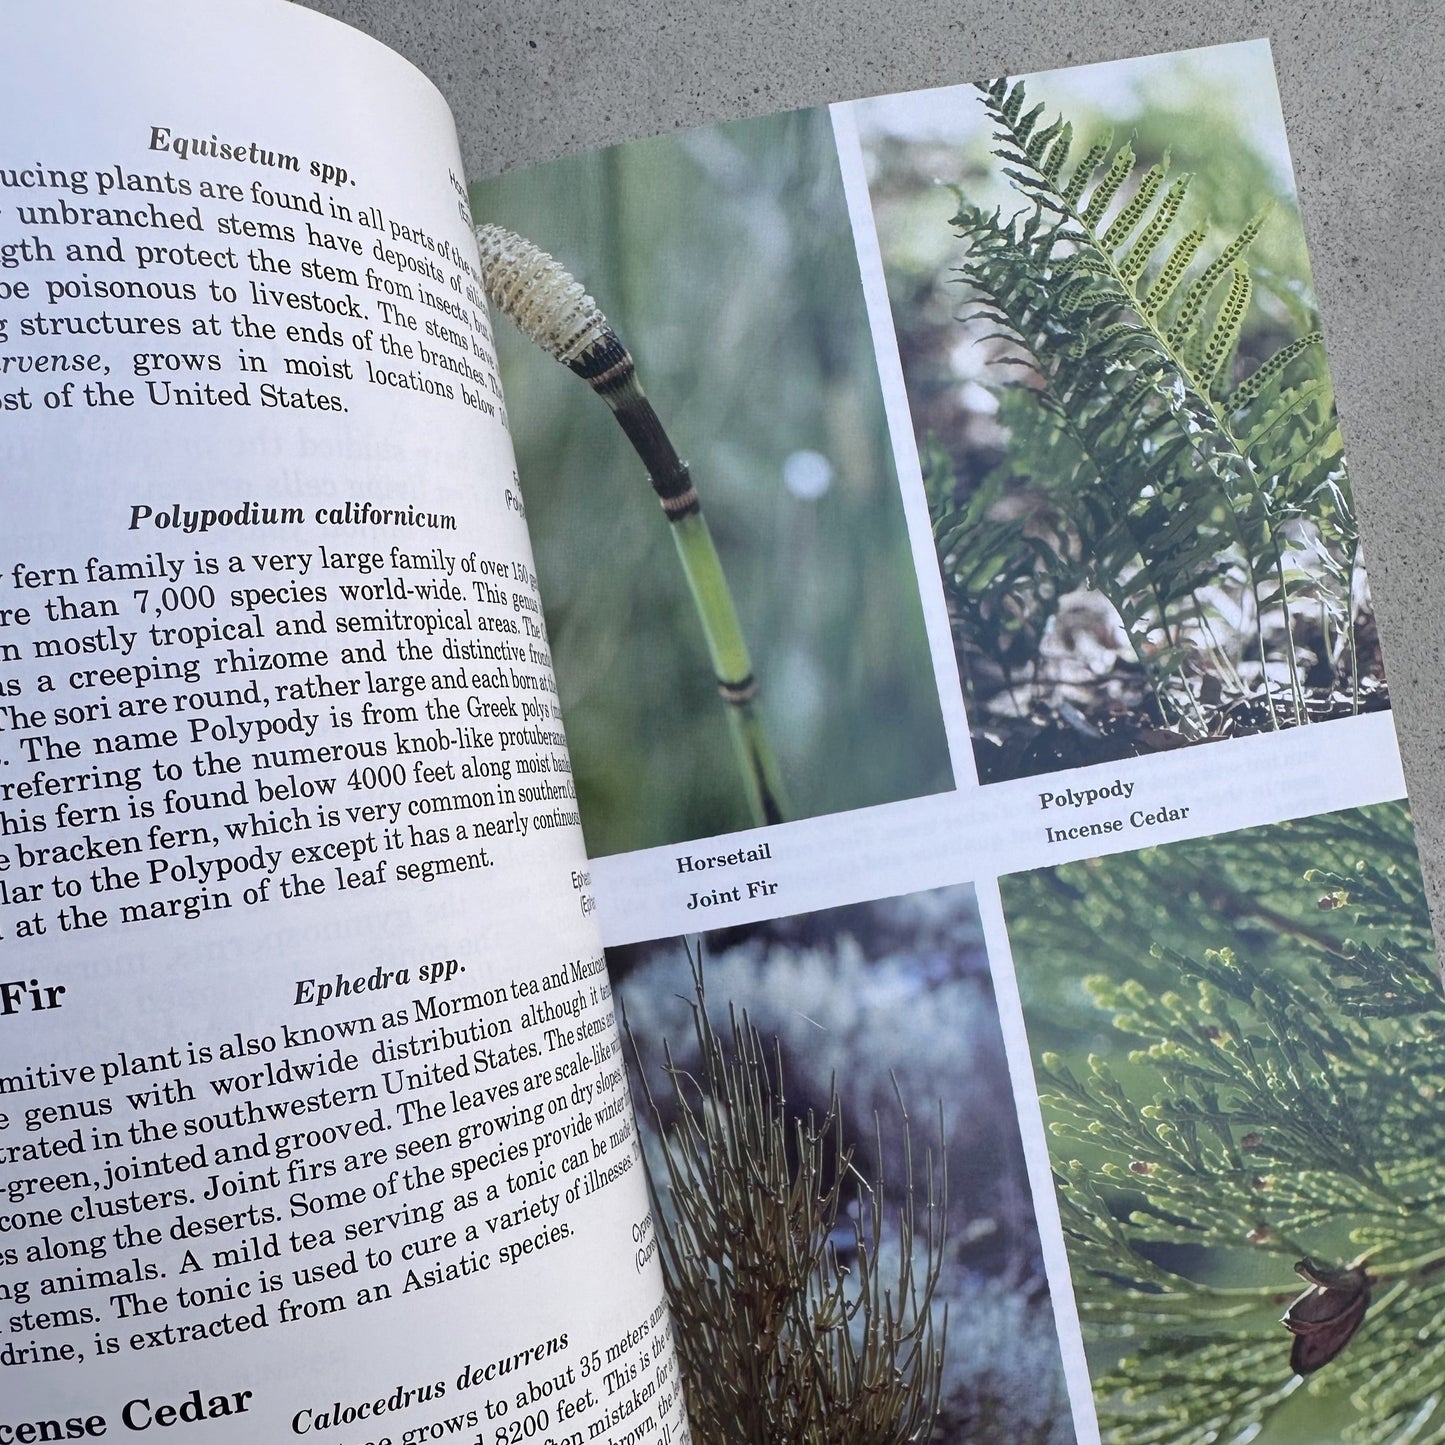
{"left": 477, "top": 223, "right": 788, "bottom": 829}
{"left": 856, "top": 44, "right": 1387, "bottom": 781}
{"left": 1001, "top": 803, "right": 1443, "bottom": 1445}
{"left": 471, "top": 109, "right": 951, "bottom": 856}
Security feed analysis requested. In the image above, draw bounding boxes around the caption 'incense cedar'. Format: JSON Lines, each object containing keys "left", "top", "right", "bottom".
{"left": 475, "top": 223, "right": 786, "bottom": 828}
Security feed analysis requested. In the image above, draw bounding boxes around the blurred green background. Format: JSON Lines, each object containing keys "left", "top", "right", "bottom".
{"left": 471, "top": 108, "right": 951, "bottom": 857}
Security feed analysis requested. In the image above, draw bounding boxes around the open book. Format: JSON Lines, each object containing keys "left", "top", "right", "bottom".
{"left": 3, "top": 5, "right": 1434, "bottom": 1444}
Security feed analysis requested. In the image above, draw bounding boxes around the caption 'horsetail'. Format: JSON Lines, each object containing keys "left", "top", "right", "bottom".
{"left": 475, "top": 223, "right": 787, "bottom": 829}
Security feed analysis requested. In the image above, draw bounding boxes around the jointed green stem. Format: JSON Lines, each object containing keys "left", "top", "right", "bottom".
{"left": 670, "top": 512, "right": 787, "bottom": 824}
{"left": 584, "top": 366, "right": 789, "bottom": 827}
{"left": 476, "top": 225, "right": 789, "bottom": 828}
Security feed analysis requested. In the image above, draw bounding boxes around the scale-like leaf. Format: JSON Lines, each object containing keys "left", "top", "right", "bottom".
{"left": 1006, "top": 805, "right": 1441, "bottom": 1445}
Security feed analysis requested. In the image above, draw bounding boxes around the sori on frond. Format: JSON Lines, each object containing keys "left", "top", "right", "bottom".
{"left": 941, "top": 76, "right": 1361, "bottom": 736}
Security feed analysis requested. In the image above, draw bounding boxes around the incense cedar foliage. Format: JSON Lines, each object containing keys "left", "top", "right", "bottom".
{"left": 1004, "top": 804, "right": 1444, "bottom": 1445}
{"left": 933, "top": 79, "right": 1373, "bottom": 752}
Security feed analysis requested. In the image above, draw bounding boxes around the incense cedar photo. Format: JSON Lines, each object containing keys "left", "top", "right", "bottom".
{"left": 1003, "top": 803, "right": 1444, "bottom": 1445}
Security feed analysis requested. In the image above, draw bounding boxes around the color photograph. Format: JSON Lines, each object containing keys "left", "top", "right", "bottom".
{"left": 854, "top": 44, "right": 1386, "bottom": 782}
{"left": 1001, "top": 803, "right": 1441, "bottom": 1444}
{"left": 472, "top": 108, "right": 952, "bottom": 857}
{"left": 610, "top": 886, "right": 1076, "bottom": 1444}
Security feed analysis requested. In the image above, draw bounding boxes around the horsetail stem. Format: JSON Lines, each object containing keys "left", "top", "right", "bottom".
{"left": 476, "top": 224, "right": 788, "bottom": 828}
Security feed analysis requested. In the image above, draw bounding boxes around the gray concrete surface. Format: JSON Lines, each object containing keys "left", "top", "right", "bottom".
{"left": 301, "top": 0, "right": 1445, "bottom": 927}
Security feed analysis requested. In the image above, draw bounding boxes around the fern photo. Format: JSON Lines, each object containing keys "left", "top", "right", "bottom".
{"left": 610, "top": 888, "right": 1075, "bottom": 1444}
{"left": 1001, "top": 803, "right": 1442, "bottom": 1445}
{"left": 855, "top": 43, "right": 1387, "bottom": 782}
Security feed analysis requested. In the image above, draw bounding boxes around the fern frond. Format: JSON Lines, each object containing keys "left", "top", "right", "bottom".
{"left": 1040, "top": 121, "right": 1073, "bottom": 184}
{"left": 1101, "top": 159, "right": 1167, "bottom": 252}
{"left": 1000, "top": 81, "right": 1027, "bottom": 127}
{"left": 1142, "top": 225, "right": 1207, "bottom": 318}
{"left": 1119, "top": 174, "right": 1191, "bottom": 284}
{"left": 1081, "top": 142, "right": 1135, "bottom": 229}
{"left": 1013, "top": 100, "right": 1046, "bottom": 145}
{"left": 1230, "top": 330, "right": 1325, "bottom": 411}
{"left": 1026, "top": 115, "right": 1067, "bottom": 164}
{"left": 1166, "top": 204, "right": 1271, "bottom": 355}
{"left": 1062, "top": 132, "right": 1112, "bottom": 208}
{"left": 944, "top": 77, "right": 1368, "bottom": 738}
{"left": 1203, "top": 263, "right": 1251, "bottom": 393}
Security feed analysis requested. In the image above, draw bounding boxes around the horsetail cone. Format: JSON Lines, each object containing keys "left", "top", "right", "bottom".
{"left": 474, "top": 224, "right": 787, "bottom": 827}
{"left": 474, "top": 224, "right": 610, "bottom": 367}
{"left": 475, "top": 223, "right": 698, "bottom": 520}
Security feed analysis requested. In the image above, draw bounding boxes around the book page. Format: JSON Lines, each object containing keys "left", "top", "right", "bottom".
{"left": 0, "top": 4, "right": 685, "bottom": 1442}
{"left": 472, "top": 41, "right": 1434, "bottom": 1445}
